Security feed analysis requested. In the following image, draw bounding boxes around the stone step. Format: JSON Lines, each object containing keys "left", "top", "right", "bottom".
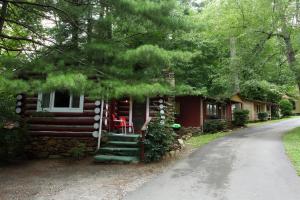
{"left": 106, "top": 141, "right": 139, "bottom": 147}
{"left": 99, "top": 147, "right": 140, "bottom": 156}
{"left": 94, "top": 155, "right": 139, "bottom": 163}
{"left": 106, "top": 133, "right": 141, "bottom": 142}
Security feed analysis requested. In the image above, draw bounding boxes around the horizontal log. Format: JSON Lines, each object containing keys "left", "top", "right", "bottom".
{"left": 29, "top": 131, "right": 93, "bottom": 137}
{"left": 26, "top": 97, "right": 38, "bottom": 104}
{"left": 25, "top": 110, "right": 96, "bottom": 117}
{"left": 27, "top": 117, "right": 95, "bottom": 125}
{"left": 29, "top": 124, "right": 95, "bottom": 132}
{"left": 25, "top": 103, "right": 37, "bottom": 110}
{"left": 117, "top": 105, "right": 129, "bottom": 109}
{"left": 84, "top": 102, "right": 96, "bottom": 109}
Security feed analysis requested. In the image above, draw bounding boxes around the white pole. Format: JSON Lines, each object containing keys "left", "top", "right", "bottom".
{"left": 97, "top": 99, "right": 105, "bottom": 150}
{"left": 129, "top": 96, "right": 133, "bottom": 134}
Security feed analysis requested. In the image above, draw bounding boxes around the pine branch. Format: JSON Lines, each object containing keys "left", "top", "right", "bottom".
{"left": 0, "top": 33, "right": 46, "bottom": 46}
{"left": 0, "top": 44, "right": 34, "bottom": 52}
{"left": 8, "top": 0, "right": 83, "bottom": 31}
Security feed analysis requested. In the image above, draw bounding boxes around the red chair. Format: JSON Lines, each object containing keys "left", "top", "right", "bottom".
{"left": 119, "top": 116, "right": 134, "bottom": 134}
{"left": 112, "top": 114, "right": 134, "bottom": 134}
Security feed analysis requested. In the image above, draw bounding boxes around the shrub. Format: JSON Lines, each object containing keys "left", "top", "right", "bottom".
{"left": 279, "top": 99, "right": 293, "bottom": 117}
{"left": 271, "top": 106, "right": 280, "bottom": 119}
{"left": 203, "top": 119, "right": 227, "bottom": 133}
{"left": 69, "top": 143, "right": 86, "bottom": 160}
{"left": 0, "top": 93, "right": 18, "bottom": 128}
{"left": 0, "top": 128, "right": 28, "bottom": 163}
{"left": 258, "top": 112, "right": 268, "bottom": 121}
{"left": 233, "top": 109, "right": 249, "bottom": 126}
{"left": 144, "top": 121, "right": 175, "bottom": 163}
{"left": 0, "top": 92, "right": 28, "bottom": 163}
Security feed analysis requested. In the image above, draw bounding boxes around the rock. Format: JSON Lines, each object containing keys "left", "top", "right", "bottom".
{"left": 36, "top": 152, "right": 49, "bottom": 158}
{"left": 178, "top": 139, "right": 184, "bottom": 145}
{"left": 49, "top": 155, "right": 62, "bottom": 159}
{"left": 169, "top": 151, "right": 175, "bottom": 158}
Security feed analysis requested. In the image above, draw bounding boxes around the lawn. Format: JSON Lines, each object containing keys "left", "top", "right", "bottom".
{"left": 247, "top": 116, "right": 300, "bottom": 127}
{"left": 186, "top": 131, "right": 232, "bottom": 148}
{"left": 283, "top": 127, "right": 300, "bottom": 175}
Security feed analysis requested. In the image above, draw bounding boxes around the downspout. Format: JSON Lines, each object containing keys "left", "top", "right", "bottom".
{"left": 97, "top": 99, "right": 104, "bottom": 150}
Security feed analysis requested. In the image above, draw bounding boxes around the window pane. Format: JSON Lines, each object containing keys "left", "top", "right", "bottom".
{"left": 72, "top": 95, "right": 80, "bottom": 108}
{"left": 41, "top": 93, "right": 50, "bottom": 108}
{"left": 54, "top": 90, "right": 70, "bottom": 108}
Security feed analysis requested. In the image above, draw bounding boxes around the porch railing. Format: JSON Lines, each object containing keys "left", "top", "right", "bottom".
{"left": 140, "top": 117, "right": 152, "bottom": 162}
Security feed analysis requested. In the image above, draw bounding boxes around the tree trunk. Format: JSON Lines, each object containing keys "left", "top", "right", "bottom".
{"left": 0, "top": 0, "right": 9, "bottom": 34}
{"left": 296, "top": 0, "right": 300, "bottom": 25}
{"left": 230, "top": 37, "right": 240, "bottom": 93}
{"left": 282, "top": 34, "right": 300, "bottom": 92}
{"left": 87, "top": 0, "right": 92, "bottom": 44}
{"left": 71, "top": 0, "right": 79, "bottom": 49}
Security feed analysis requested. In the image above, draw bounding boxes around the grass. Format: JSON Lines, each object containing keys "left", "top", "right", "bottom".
{"left": 186, "top": 131, "right": 232, "bottom": 148}
{"left": 283, "top": 127, "right": 300, "bottom": 175}
{"left": 247, "top": 116, "right": 300, "bottom": 127}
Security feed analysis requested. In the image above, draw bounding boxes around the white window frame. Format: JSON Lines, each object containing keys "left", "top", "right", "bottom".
{"left": 37, "top": 91, "right": 84, "bottom": 113}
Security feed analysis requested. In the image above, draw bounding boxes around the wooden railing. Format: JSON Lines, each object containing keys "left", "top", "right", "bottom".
{"left": 140, "top": 117, "right": 152, "bottom": 162}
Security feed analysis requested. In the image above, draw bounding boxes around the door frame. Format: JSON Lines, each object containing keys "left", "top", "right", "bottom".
{"left": 129, "top": 97, "right": 150, "bottom": 130}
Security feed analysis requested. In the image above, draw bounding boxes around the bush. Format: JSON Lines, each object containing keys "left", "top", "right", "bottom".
{"left": 203, "top": 119, "right": 227, "bottom": 133}
{"left": 279, "top": 99, "right": 293, "bottom": 117}
{"left": 0, "top": 93, "right": 18, "bottom": 128}
{"left": 0, "top": 128, "right": 28, "bottom": 163}
{"left": 271, "top": 106, "right": 280, "bottom": 119}
{"left": 144, "top": 121, "right": 175, "bottom": 163}
{"left": 0, "top": 92, "right": 28, "bottom": 163}
{"left": 258, "top": 112, "right": 268, "bottom": 121}
{"left": 69, "top": 143, "right": 86, "bottom": 160}
{"left": 233, "top": 109, "right": 249, "bottom": 126}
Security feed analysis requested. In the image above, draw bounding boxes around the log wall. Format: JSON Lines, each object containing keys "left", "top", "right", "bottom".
{"left": 21, "top": 95, "right": 108, "bottom": 137}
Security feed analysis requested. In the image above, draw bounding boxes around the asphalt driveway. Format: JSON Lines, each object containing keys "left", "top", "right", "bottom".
{"left": 124, "top": 118, "right": 300, "bottom": 200}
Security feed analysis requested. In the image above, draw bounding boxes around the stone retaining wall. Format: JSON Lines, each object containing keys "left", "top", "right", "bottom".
{"left": 25, "top": 136, "right": 97, "bottom": 158}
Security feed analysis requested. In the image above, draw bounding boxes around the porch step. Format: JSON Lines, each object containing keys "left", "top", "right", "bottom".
{"left": 99, "top": 147, "right": 140, "bottom": 156}
{"left": 106, "top": 141, "right": 139, "bottom": 147}
{"left": 94, "top": 155, "right": 139, "bottom": 163}
{"left": 106, "top": 133, "right": 140, "bottom": 141}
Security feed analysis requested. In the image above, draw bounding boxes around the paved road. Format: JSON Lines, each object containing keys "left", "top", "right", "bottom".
{"left": 124, "top": 118, "right": 300, "bottom": 200}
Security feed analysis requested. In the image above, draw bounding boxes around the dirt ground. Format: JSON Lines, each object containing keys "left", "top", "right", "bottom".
{"left": 0, "top": 153, "right": 186, "bottom": 200}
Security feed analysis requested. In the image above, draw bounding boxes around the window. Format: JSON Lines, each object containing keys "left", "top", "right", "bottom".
{"left": 37, "top": 90, "right": 84, "bottom": 112}
{"left": 207, "top": 103, "right": 217, "bottom": 118}
{"left": 256, "top": 105, "right": 261, "bottom": 113}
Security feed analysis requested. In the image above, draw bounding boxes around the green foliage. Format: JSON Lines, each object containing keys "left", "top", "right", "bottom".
{"left": 1, "top": 0, "right": 300, "bottom": 114}
{"left": 240, "top": 80, "right": 282, "bottom": 103}
{"left": 233, "top": 109, "right": 249, "bottom": 126}
{"left": 187, "top": 131, "right": 232, "bottom": 148}
{"left": 203, "top": 119, "right": 227, "bottom": 133}
{"left": 0, "top": 94, "right": 17, "bottom": 128}
{"left": 144, "top": 121, "right": 175, "bottom": 163}
{"left": 279, "top": 99, "right": 293, "bottom": 117}
{"left": 258, "top": 112, "right": 268, "bottom": 121}
{"left": 0, "top": 128, "right": 28, "bottom": 163}
{"left": 69, "top": 143, "right": 86, "bottom": 160}
{"left": 283, "top": 127, "right": 300, "bottom": 175}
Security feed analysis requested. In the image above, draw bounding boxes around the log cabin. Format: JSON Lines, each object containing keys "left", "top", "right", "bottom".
{"left": 16, "top": 90, "right": 172, "bottom": 162}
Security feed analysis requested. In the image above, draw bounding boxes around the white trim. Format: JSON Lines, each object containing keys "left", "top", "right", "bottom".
{"left": 97, "top": 99, "right": 104, "bottom": 150}
{"left": 37, "top": 91, "right": 84, "bottom": 113}
{"left": 129, "top": 96, "right": 133, "bottom": 128}
{"left": 146, "top": 97, "right": 150, "bottom": 120}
